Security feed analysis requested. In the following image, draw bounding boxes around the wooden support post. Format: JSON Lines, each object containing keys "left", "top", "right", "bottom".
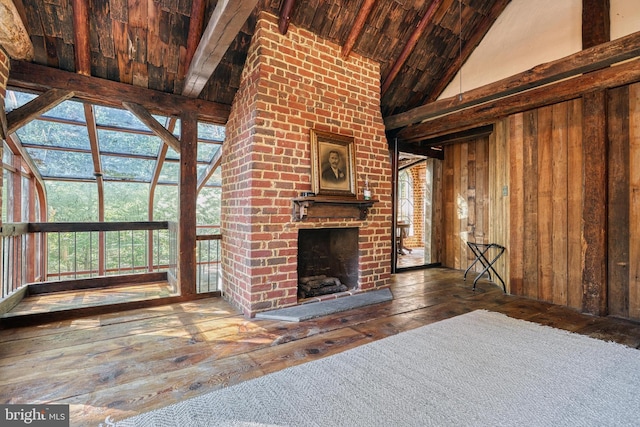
{"left": 582, "top": 90, "right": 608, "bottom": 315}
{"left": 179, "top": 112, "right": 198, "bottom": 295}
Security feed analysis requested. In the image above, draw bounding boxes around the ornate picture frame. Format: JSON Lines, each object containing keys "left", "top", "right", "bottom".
{"left": 310, "top": 129, "right": 357, "bottom": 197}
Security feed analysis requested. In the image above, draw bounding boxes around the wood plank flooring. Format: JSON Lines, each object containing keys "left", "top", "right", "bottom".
{"left": 1, "top": 268, "right": 640, "bottom": 427}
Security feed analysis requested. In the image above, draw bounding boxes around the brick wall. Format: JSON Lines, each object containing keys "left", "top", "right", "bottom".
{"left": 221, "top": 12, "right": 392, "bottom": 317}
{"left": 405, "top": 164, "right": 426, "bottom": 248}
{"left": 0, "top": 47, "right": 8, "bottom": 226}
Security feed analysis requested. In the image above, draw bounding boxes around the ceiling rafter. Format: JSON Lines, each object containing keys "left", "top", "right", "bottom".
{"left": 122, "top": 102, "right": 181, "bottom": 153}
{"left": 278, "top": 0, "right": 296, "bottom": 35}
{"left": 71, "top": 0, "right": 91, "bottom": 75}
{"left": 182, "top": 0, "right": 259, "bottom": 98}
{"left": 180, "top": 0, "right": 207, "bottom": 82}
{"left": 419, "top": 0, "right": 512, "bottom": 105}
{"left": 6, "top": 88, "right": 75, "bottom": 134}
{"left": 197, "top": 146, "right": 222, "bottom": 193}
{"left": 341, "top": 0, "right": 377, "bottom": 59}
{"left": 380, "top": 0, "right": 445, "bottom": 96}
{"left": 386, "top": 30, "right": 640, "bottom": 130}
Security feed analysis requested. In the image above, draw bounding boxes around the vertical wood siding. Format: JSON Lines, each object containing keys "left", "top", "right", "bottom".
{"left": 442, "top": 136, "right": 490, "bottom": 272}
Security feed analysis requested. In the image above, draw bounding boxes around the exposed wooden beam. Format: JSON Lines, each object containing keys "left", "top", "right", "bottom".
{"left": 397, "top": 145, "right": 444, "bottom": 161}
{"left": 583, "top": 0, "right": 610, "bottom": 49}
{"left": 397, "top": 57, "right": 640, "bottom": 142}
{"left": 182, "top": 0, "right": 259, "bottom": 98}
{"left": 5, "top": 133, "right": 44, "bottom": 185}
{"left": 0, "top": 0, "right": 33, "bottom": 60}
{"left": 6, "top": 88, "right": 74, "bottom": 134}
{"left": 386, "top": 30, "right": 640, "bottom": 131}
{"left": 197, "top": 146, "right": 222, "bottom": 193}
{"left": 179, "top": 111, "right": 199, "bottom": 295}
{"left": 122, "top": 102, "right": 181, "bottom": 153}
{"left": 380, "top": 0, "right": 444, "bottom": 96}
{"left": 421, "top": 0, "right": 511, "bottom": 104}
{"left": 341, "top": 0, "right": 376, "bottom": 58}
{"left": 278, "top": 0, "right": 296, "bottom": 35}
{"left": 71, "top": 0, "right": 91, "bottom": 75}
{"left": 83, "top": 104, "right": 104, "bottom": 220}
{"left": 180, "top": 0, "right": 207, "bottom": 81}
{"left": 9, "top": 60, "right": 230, "bottom": 123}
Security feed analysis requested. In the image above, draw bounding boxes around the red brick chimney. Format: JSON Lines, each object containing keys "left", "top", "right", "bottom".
{"left": 221, "top": 12, "right": 392, "bottom": 317}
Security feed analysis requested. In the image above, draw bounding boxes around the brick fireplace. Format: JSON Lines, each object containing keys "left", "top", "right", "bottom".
{"left": 221, "top": 12, "right": 392, "bottom": 318}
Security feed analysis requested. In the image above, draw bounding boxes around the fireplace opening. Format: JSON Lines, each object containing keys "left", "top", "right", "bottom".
{"left": 297, "top": 228, "right": 359, "bottom": 299}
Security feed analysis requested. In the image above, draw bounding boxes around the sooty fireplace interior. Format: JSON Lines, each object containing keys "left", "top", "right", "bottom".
{"left": 297, "top": 227, "right": 359, "bottom": 299}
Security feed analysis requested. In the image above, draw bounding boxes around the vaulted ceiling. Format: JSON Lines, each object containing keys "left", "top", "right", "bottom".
{"left": 9, "top": 0, "right": 510, "bottom": 121}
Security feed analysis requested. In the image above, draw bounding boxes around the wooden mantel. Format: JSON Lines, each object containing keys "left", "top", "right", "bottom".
{"left": 292, "top": 197, "right": 378, "bottom": 221}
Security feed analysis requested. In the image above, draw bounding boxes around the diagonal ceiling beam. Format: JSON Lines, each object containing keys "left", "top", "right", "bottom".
{"left": 122, "top": 102, "right": 181, "bottom": 153}
{"left": 278, "top": 0, "right": 296, "bottom": 35}
{"left": 197, "top": 146, "right": 222, "bottom": 193}
{"left": 71, "top": 0, "right": 91, "bottom": 75}
{"left": 421, "top": 0, "right": 511, "bottom": 104}
{"left": 380, "top": 0, "right": 445, "bottom": 96}
{"left": 341, "top": 0, "right": 377, "bottom": 59}
{"left": 182, "top": 0, "right": 259, "bottom": 98}
{"left": 6, "top": 88, "right": 74, "bottom": 134}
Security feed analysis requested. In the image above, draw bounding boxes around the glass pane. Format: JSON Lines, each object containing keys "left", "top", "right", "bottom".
{"left": 198, "top": 122, "right": 225, "bottom": 142}
{"left": 153, "top": 185, "right": 178, "bottom": 221}
{"left": 17, "top": 120, "right": 91, "bottom": 150}
{"left": 45, "top": 181, "right": 98, "bottom": 221}
{"left": 101, "top": 156, "right": 155, "bottom": 181}
{"left": 95, "top": 105, "right": 165, "bottom": 130}
{"left": 27, "top": 148, "right": 95, "bottom": 179}
{"left": 158, "top": 161, "right": 179, "bottom": 183}
{"left": 42, "top": 99, "right": 86, "bottom": 123}
{"left": 197, "top": 165, "right": 222, "bottom": 187}
{"left": 4, "top": 90, "right": 36, "bottom": 112}
{"left": 98, "top": 129, "right": 162, "bottom": 156}
{"left": 165, "top": 146, "right": 179, "bottom": 160}
{"left": 197, "top": 187, "right": 221, "bottom": 229}
{"left": 197, "top": 142, "right": 221, "bottom": 162}
{"left": 103, "top": 182, "right": 149, "bottom": 221}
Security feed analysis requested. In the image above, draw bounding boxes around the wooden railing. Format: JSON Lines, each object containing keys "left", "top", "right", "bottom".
{"left": 0, "top": 221, "right": 222, "bottom": 300}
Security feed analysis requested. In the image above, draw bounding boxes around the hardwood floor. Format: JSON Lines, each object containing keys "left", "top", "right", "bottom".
{"left": 1, "top": 267, "right": 640, "bottom": 426}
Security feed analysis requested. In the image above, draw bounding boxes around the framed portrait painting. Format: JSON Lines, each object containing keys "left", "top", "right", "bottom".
{"left": 310, "top": 129, "right": 357, "bottom": 197}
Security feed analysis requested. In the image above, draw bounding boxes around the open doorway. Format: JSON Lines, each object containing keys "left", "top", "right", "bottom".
{"left": 394, "top": 151, "right": 443, "bottom": 271}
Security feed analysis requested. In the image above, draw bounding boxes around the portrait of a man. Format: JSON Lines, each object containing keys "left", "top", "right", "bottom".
{"left": 321, "top": 150, "right": 346, "bottom": 184}
{"left": 310, "top": 129, "right": 356, "bottom": 197}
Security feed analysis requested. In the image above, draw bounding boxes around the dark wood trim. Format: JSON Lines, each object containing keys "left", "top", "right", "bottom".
{"left": 397, "top": 57, "right": 640, "bottom": 142}
{"left": 341, "top": 0, "right": 376, "bottom": 58}
{"left": 386, "top": 31, "right": 640, "bottom": 130}
{"left": 581, "top": 90, "right": 608, "bottom": 316}
{"left": 27, "top": 272, "right": 169, "bottom": 295}
{"left": 181, "top": 0, "right": 207, "bottom": 81}
{"left": 380, "top": 0, "right": 444, "bottom": 96}
{"left": 8, "top": 60, "right": 230, "bottom": 124}
{"left": 179, "top": 111, "right": 199, "bottom": 295}
{"left": 28, "top": 221, "right": 169, "bottom": 233}
{"left": 582, "top": 0, "right": 610, "bottom": 49}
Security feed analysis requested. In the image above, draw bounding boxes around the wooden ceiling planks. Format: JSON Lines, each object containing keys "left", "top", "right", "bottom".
{"left": 11, "top": 0, "right": 509, "bottom": 120}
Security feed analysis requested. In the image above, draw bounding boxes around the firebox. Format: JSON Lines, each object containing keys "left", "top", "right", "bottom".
{"left": 297, "top": 227, "right": 359, "bottom": 299}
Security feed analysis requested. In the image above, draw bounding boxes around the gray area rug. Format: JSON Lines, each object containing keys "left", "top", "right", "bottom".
{"left": 114, "top": 310, "right": 640, "bottom": 426}
{"left": 255, "top": 288, "right": 393, "bottom": 321}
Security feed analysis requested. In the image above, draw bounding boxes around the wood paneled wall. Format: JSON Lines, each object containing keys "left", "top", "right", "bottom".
{"left": 608, "top": 82, "right": 640, "bottom": 320}
{"left": 507, "top": 99, "right": 584, "bottom": 309}
{"left": 440, "top": 81, "right": 640, "bottom": 321}
{"left": 442, "top": 136, "right": 490, "bottom": 272}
